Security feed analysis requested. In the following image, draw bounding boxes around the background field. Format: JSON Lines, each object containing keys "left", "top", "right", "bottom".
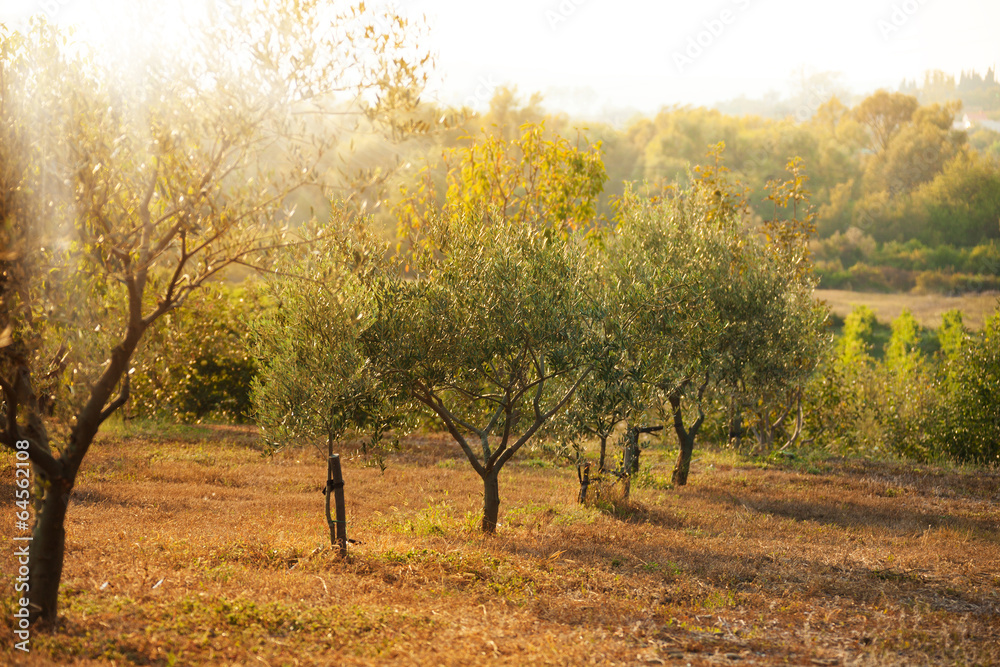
{"left": 815, "top": 289, "right": 1000, "bottom": 330}
{"left": 2, "top": 426, "right": 998, "bottom": 666}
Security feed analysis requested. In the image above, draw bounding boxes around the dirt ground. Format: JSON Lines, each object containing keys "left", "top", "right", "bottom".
{"left": 2, "top": 425, "right": 998, "bottom": 665}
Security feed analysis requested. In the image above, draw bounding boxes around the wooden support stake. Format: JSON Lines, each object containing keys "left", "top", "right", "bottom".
{"left": 326, "top": 454, "right": 347, "bottom": 558}
{"left": 577, "top": 462, "right": 591, "bottom": 504}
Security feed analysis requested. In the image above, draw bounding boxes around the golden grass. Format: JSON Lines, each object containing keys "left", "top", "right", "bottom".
{"left": 2, "top": 427, "right": 999, "bottom": 666}
{"left": 815, "top": 289, "right": 1000, "bottom": 329}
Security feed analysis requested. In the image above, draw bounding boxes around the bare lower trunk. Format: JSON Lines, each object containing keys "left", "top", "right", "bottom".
{"left": 598, "top": 434, "right": 608, "bottom": 472}
{"left": 671, "top": 430, "right": 696, "bottom": 486}
{"left": 728, "top": 399, "right": 744, "bottom": 449}
{"left": 669, "top": 391, "right": 704, "bottom": 487}
{"left": 577, "top": 462, "right": 590, "bottom": 504}
{"left": 623, "top": 427, "right": 640, "bottom": 476}
{"left": 28, "top": 475, "right": 71, "bottom": 624}
{"left": 622, "top": 425, "right": 663, "bottom": 481}
{"left": 481, "top": 469, "right": 500, "bottom": 534}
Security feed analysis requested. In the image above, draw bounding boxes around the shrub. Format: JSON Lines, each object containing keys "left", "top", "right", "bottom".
{"left": 913, "top": 271, "right": 1000, "bottom": 295}
{"left": 965, "top": 241, "right": 1000, "bottom": 275}
{"left": 808, "top": 304, "right": 1000, "bottom": 465}
{"left": 938, "top": 312, "right": 1000, "bottom": 464}
{"left": 807, "top": 307, "right": 940, "bottom": 460}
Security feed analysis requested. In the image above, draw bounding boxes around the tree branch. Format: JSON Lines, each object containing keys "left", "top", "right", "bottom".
{"left": 98, "top": 374, "right": 130, "bottom": 425}
{"left": 25, "top": 439, "right": 61, "bottom": 480}
{"left": 494, "top": 364, "right": 593, "bottom": 470}
{"left": 412, "top": 384, "right": 486, "bottom": 477}
{"left": 0, "top": 369, "right": 61, "bottom": 477}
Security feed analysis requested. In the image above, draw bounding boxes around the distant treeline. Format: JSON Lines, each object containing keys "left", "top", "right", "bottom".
{"left": 360, "top": 74, "right": 1000, "bottom": 296}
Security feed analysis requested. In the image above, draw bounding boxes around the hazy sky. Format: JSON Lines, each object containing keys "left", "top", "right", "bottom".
{"left": 404, "top": 0, "right": 1000, "bottom": 115}
{"left": 3, "top": 0, "right": 998, "bottom": 117}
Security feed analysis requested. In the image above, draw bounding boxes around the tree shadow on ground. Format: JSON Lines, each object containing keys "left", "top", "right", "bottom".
{"left": 692, "top": 487, "right": 999, "bottom": 539}
{"left": 492, "top": 524, "right": 999, "bottom": 622}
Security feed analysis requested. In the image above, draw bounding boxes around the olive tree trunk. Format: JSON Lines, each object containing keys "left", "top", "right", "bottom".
{"left": 481, "top": 468, "right": 501, "bottom": 533}
{"left": 670, "top": 420, "right": 698, "bottom": 486}
{"left": 668, "top": 382, "right": 707, "bottom": 487}
{"left": 27, "top": 477, "right": 70, "bottom": 623}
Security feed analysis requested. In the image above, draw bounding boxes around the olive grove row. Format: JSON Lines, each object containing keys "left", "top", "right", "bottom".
{"left": 250, "top": 136, "right": 828, "bottom": 533}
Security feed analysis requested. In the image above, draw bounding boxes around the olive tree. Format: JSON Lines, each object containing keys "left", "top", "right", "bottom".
{"left": 552, "top": 340, "right": 643, "bottom": 474}
{"left": 253, "top": 120, "right": 609, "bottom": 533}
{"left": 361, "top": 210, "right": 598, "bottom": 532}
{"left": 249, "top": 219, "right": 409, "bottom": 466}
{"left": 537, "top": 232, "right": 650, "bottom": 477}
{"left": 608, "top": 147, "right": 827, "bottom": 484}
{"left": 737, "top": 158, "right": 829, "bottom": 453}
{"left": 610, "top": 184, "right": 726, "bottom": 486}
{"left": 0, "top": 2, "right": 429, "bottom": 624}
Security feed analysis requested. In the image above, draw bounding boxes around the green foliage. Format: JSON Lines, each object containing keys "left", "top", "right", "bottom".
{"left": 3, "top": 1, "right": 434, "bottom": 443}
{"left": 937, "top": 310, "right": 966, "bottom": 365}
{"left": 813, "top": 234, "right": 1000, "bottom": 294}
{"left": 762, "top": 156, "right": 818, "bottom": 276}
{"left": 368, "top": 205, "right": 601, "bottom": 529}
{"left": 852, "top": 90, "right": 920, "bottom": 154}
{"left": 881, "top": 310, "right": 937, "bottom": 460}
{"left": 861, "top": 102, "right": 965, "bottom": 198}
{"left": 837, "top": 305, "right": 876, "bottom": 365}
{"left": 1, "top": 2, "right": 436, "bottom": 624}
{"left": 364, "top": 207, "right": 598, "bottom": 451}
{"left": 600, "top": 90, "right": 995, "bottom": 257}
{"left": 809, "top": 305, "right": 908, "bottom": 457}
{"left": 261, "top": 138, "right": 604, "bottom": 528}
{"left": 128, "top": 284, "right": 259, "bottom": 423}
{"left": 602, "top": 145, "right": 828, "bottom": 464}
{"left": 384, "top": 85, "right": 999, "bottom": 292}
{"left": 938, "top": 312, "right": 1000, "bottom": 464}
{"left": 249, "top": 218, "right": 409, "bottom": 460}
{"left": 808, "top": 303, "right": 1000, "bottom": 464}
{"left": 909, "top": 150, "right": 1000, "bottom": 246}
{"left": 885, "top": 309, "right": 922, "bottom": 374}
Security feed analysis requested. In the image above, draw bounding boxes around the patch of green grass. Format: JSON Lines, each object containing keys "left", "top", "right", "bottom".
{"left": 103, "top": 418, "right": 220, "bottom": 441}
{"left": 633, "top": 465, "right": 673, "bottom": 490}
{"left": 696, "top": 448, "right": 749, "bottom": 469}
{"left": 502, "top": 501, "right": 558, "bottom": 531}
{"left": 552, "top": 503, "right": 601, "bottom": 526}
{"left": 522, "top": 457, "right": 556, "bottom": 469}
{"left": 701, "top": 588, "right": 737, "bottom": 610}
{"left": 389, "top": 500, "right": 463, "bottom": 537}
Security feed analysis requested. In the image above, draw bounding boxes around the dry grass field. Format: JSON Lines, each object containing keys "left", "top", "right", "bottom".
{"left": 815, "top": 289, "right": 1000, "bottom": 330}
{"left": 2, "top": 425, "right": 999, "bottom": 666}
